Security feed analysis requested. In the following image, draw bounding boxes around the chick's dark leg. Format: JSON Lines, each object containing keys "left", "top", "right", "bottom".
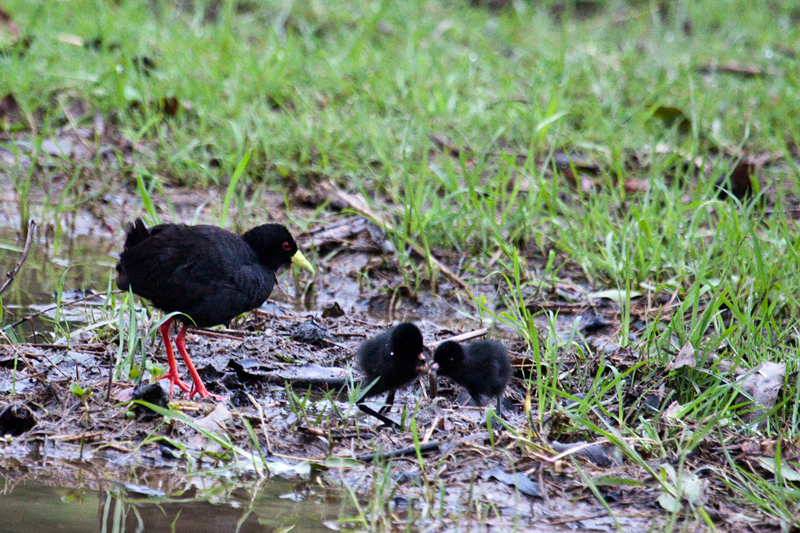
{"left": 158, "top": 318, "right": 192, "bottom": 397}
{"left": 357, "top": 401, "right": 400, "bottom": 430}
{"left": 174, "top": 324, "right": 223, "bottom": 401}
{"left": 379, "top": 389, "right": 396, "bottom": 415}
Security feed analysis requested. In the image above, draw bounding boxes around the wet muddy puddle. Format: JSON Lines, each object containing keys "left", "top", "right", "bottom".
{"left": 1, "top": 471, "right": 351, "bottom": 532}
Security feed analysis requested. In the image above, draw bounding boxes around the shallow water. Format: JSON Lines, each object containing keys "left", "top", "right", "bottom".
{"left": 0, "top": 474, "right": 351, "bottom": 533}
{"left": 0, "top": 228, "right": 118, "bottom": 339}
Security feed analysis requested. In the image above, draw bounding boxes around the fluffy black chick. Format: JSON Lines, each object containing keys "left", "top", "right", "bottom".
{"left": 433, "top": 340, "right": 511, "bottom": 414}
{"left": 356, "top": 322, "right": 428, "bottom": 427}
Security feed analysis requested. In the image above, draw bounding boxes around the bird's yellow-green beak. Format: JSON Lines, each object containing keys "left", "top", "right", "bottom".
{"left": 291, "top": 250, "right": 315, "bottom": 275}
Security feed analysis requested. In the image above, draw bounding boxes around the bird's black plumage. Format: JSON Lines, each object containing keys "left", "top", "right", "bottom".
{"left": 433, "top": 340, "right": 511, "bottom": 413}
{"left": 117, "top": 219, "right": 308, "bottom": 327}
{"left": 116, "top": 218, "right": 314, "bottom": 399}
{"left": 357, "top": 322, "right": 426, "bottom": 399}
{"left": 356, "top": 322, "right": 427, "bottom": 427}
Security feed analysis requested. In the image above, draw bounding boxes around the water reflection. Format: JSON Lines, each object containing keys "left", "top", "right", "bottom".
{"left": 0, "top": 228, "right": 118, "bottom": 338}
{"left": 1, "top": 475, "right": 352, "bottom": 533}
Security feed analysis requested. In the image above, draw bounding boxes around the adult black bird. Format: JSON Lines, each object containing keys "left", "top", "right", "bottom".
{"left": 356, "top": 322, "right": 428, "bottom": 427}
{"left": 116, "top": 218, "right": 314, "bottom": 400}
{"left": 432, "top": 339, "right": 511, "bottom": 414}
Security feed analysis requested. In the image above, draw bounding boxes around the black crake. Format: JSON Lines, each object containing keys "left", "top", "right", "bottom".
{"left": 117, "top": 218, "right": 314, "bottom": 399}
{"left": 356, "top": 322, "right": 427, "bottom": 427}
{"left": 433, "top": 339, "right": 511, "bottom": 414}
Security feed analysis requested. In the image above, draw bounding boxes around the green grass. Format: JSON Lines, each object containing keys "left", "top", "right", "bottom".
{"left": 3, "top": 0, "right": 800, "bottom": 530}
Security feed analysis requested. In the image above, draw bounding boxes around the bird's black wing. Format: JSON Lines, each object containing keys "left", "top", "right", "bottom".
{"left": 119, "top": 225, "right": 273, "bottom": 326}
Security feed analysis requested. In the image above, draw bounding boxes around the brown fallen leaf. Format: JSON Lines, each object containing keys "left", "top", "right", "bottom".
{"left": 561, "top": 166, "right": 598, "bottom": 193}
{"left": 624, "top": 179, "right": 649, "bottom": 193}
{"left": 159, "top": 96, "right": 180, "bottom": 116}
{"left": 0, "top": 4, "right": 20, "bottom": 45}
{"left": 737, "top": 361, "right": 785, "bottom": 426}
{"left": 667, "top": 341, "right": 696, "bottom": 371}
{"left": 664, "top": 401, "right": 683, "bottom": 421}
{"left": 0, "top": 93, "right": 22, "bottom": 130}
{"left": 188, "top": 402, "right": 233, "bottom": 454}
{"left": 716, "top": 160, "right": 755, "bottom": 201}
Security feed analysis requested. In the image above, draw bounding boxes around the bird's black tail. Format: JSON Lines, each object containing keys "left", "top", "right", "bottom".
{"left": 116, "top": 218, "right": 150, "bottom": 290}
{"left": 123, "top": 218, "right": 151, "bottom": 251}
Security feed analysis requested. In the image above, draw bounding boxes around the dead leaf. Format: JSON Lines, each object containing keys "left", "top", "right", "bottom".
{"left": 741, "top": 440, "right": 761, "bottom": 455}
{"left": 737, "top": 361, "right": 785, "bottom": 425}
{"left": 716, "top": 160, "right": 754, "bottom": 201}
{"left": 624, "top": 179, "right": 649, "bottom": 193}
{"left": 481, "top": 467, "right": 542, "bottom": 497}
{"left": 0, "top": 93, "right": 22, "bottom": 130}
{"left": 668, "top": 341, "right": 696, "bottom": 371}
{"left": 321, "top": 302, "right": 345, "bottom": 318}
{"left": 664, "top": 401, "right": 683, "bottom": 421}
{"left": 757, "top": 457, "right": 800, "bottom": 482}
{"left": 57, "top": 33, "right": 83, "bottom": 47}
{"left": 188, "top": 402, "right": 233, "bottom": 453}
{"left": 159, "top": 96, "right": 180, "bottom": 116}
{"left": 587, "top": 289, "right": 643, "bottom": 302}
{"left": 657, "top": 463, "right": 706, "bottom": 512}
{"left": 0, "top": 4, "right": 20, "bottom": 45}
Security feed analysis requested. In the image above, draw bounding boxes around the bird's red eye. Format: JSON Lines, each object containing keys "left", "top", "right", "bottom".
{"left": 282, "top": 241, "right": 291, "bottom": 251}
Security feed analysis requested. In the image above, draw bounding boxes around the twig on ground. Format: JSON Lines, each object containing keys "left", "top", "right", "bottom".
{"left": 0, "top": 219, "right": 36, "bottom": 297}
{"left": 8, "top": 290, "right": 120, "bottom": 329}
{"left": 357, "top": 440, "right": 440, "bottom": 463}
{"left": 322, "top": 182, "right": 473, "bottom": 295}
{"left": 247, "top": 392, "right": 273, "bottom": 454}
{"left": 436, "top": 327, "right": 488, "bottom": 347}
{"left": 0, "top": 329, "right": 36, "bottom": 373}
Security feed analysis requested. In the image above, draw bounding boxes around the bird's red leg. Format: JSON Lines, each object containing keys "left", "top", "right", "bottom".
{"left": 175, "top": 324, "right": 224, "bottom": 401}
{"left": 158, "top": 318, "right": 192, "bottom": 397}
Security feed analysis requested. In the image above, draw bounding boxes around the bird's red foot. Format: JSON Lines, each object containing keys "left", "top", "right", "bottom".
{"left": 188, "top": 381, "right": 225, "bottom": 401}
{"left": 159, "top": 370, "right": 192, "bottom": 398}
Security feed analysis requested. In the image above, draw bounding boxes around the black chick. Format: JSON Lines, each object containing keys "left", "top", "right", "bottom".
{"left": 117, "top": 218, "right": 314, "bottom": 399}
{"left": 356, "top": 322, "right": 428, "bottom": 427}
{"left": 433, "top": 340, "right": 511, "bottom": 414}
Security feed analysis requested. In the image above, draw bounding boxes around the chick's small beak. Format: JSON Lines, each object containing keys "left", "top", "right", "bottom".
{"left": 291, "top": 250, "right": 315, "bottom": 275}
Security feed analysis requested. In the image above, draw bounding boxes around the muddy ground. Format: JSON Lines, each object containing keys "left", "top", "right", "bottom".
{"left": 0, "top": 170, "right": 793, "bottom": 531}
{"left": 0, "top": 182, "right": 671, "bottom": 531}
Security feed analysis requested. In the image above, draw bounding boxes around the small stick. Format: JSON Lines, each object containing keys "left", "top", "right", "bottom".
{"left": 15, "top": 343, "right": 106, "bottom": 352}
{"left": 247, "top": 393, "right": 272, "bottom": 454}
{"left": 8, "top": 290, "right": 120, "bottom": 329}
{"left": 322, "top": 183, "right": 472, "bottom": 294}
{"left": 0, "top": 329, "right": 36, "bottom": 373}
{"left": 434, "top": 327, "right": 488, "bottom": 348}
{"left": 357, "top": 441, "right": 440, "bottom": 463}
{"left": 0, "top": 220, "right": 36, "bottom": 297}
{"left": 190, "top": 328, "right": 247, "bottom": 341}
{"left": 106, "top": 347, "right": 113, "bottom": 402}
